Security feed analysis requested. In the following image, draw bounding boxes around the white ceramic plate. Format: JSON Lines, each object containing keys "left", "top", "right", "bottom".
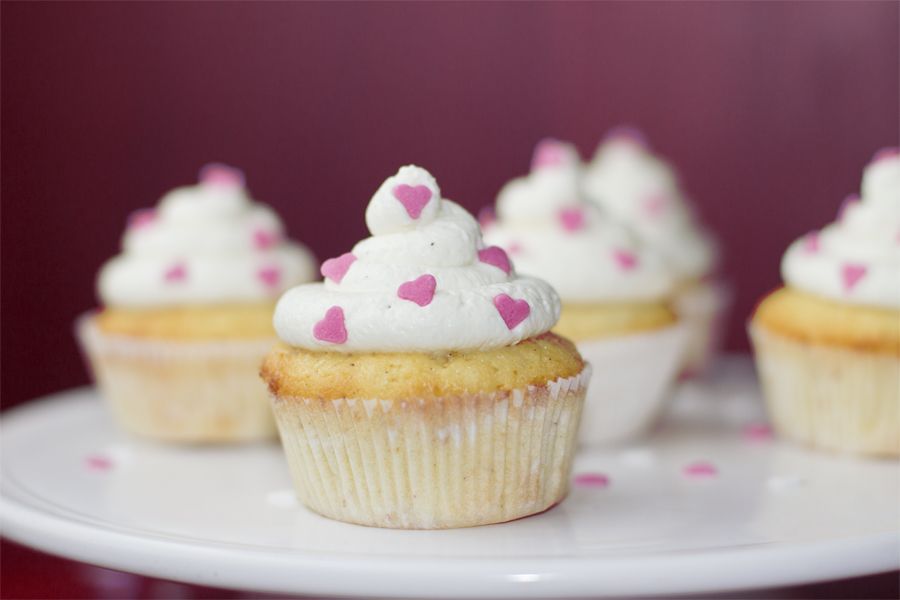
{"left": 1, "top": 357, "right": 897, "bottom": 598}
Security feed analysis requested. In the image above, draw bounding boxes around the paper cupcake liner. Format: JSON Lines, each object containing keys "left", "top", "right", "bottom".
{"left": 269, "top": 366, "right": 591, "bottom": 529}
{"left": 674, "top": 279, "right": 733, "bottom": 377}
{"left": 749, "top": 323, "right": 899, "bottom": 457}
{"left": 76, "top": 313, "right": 277, "bottom": 443}
{"left": 575, "top": 321, "right": 689, "bottom": 445}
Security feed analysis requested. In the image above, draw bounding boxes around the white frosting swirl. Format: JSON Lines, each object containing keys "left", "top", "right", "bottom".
{"left": 781, "top": 148, "right": 900, "bottom": 308}
{"left": 274, "top": 165, "right": 560, "bottom": 352}
{"left": 483, "top": 139, "right": 675, "bottom": 302}
{"left": 583, "top": 129, "right": 717, "bottom": 280}
{"left": 98, "top": 164, "right": 317, "bottom": 307}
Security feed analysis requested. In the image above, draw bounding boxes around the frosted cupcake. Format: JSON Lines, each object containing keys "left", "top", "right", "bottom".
{"left": 261, "top": 165, "right": 589, "bottom": 529}
{"left": 78, "top": 164, "right": 316, "bottom": 442}
{"left": 483, "top": 140, "right": 687, "bottom": 444}
{"left": 750, "top": 148, "right": 900, "bottom": 456}
{"left": 583, "top": 128, "right": 726, "bottom": 376}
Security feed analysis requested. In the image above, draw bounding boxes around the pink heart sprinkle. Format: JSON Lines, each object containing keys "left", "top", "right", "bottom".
{"left": 683, "top": 461, "right": 717, "bottom": 478}
{"left": 802, "top": 231, "right": 820, "bottom": 253}
{"left": 392, "top": 184, "right": 432, "bottom": 219}
{"left": 507, "top": 242, "right": 523, "bottom": 255}
{"left": 837, "top": 193, "right": 860, "bottom": 221}
{"left": 643, "top": 193, "right": 669, "bottom": 218}
{"left": 86, "top": 455, "right": 113, "bottom": 471}
{"left": 841, "top": 263, "right": 867, "bottom": 291}
{"left": 198, "top": 163, "right": 245, "bottom": 187}
{"left": 257, "top": 265, "right": 281, "bottom": 289}
{"left": 558, "top": 207, "right": 585, "bottom": 232}
{"left": 604, "top": 125, "right": 649, "bottom": 149}
{"left": 871, "top": 147, "right": 899, "bottom": 164}
{"left": 477, "top": 206, "right": 497, "bottom": 229}
{"left": 531, "top": 138, "right": 569, "bottom": 170}
{"left": 313, "top": 306, "right": 347, "bottom": 344}
{"left": 743, "top": 423, "right": 774, "bottom": 442}
{"left": 253, "top": 229, "right": 280, "bottom": 250}
{"left": 478, "top": 246, "right": 512, "bottom": 274}
{"left": 397, "top": 274, "right": 436, "bottom": 306}
{"left": 127, "top": 208, "right": 156, "bottom": 229}
{"left": 574, "top": 473, "right": 610, "bottom": 488}
{"left": 612, "top": 249, "right": 638, "bottom": 271}
{"left": 493, "top": 294, "right": 530, "bottom": 330}
{"left": 164, "top": 262, "right": 187, "bottom": 283}
{"left": 321, "top": 252, "right": 357, "bottom": 284}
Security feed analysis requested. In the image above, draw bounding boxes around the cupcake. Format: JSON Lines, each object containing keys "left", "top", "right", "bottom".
{"left": 750, "top": 148, "right": 900, "bottom": 456}
{"left": 483, "top": 139, "right": 688, "bottom": 444}
{"left": 78, "top": 164, "right": 317, "bottom": 442}
{"left": 261, "top": 165, "right": 589, "bottom": 529}
{"left": 583, "top": 127, "right": 727, "bottom": 376}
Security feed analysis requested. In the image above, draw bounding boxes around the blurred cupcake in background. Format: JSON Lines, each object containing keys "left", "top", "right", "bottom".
{"left": 750, "top": 148, "right": 900, "bottom": 456}
{"left": 483, "top": 139, "right": 688, "bottom": 444}
{"left": 583, "top": 127, "right": 728, "bottom": 377}
{"left": 78, "top": 164, "right": 317, "bottom": 443}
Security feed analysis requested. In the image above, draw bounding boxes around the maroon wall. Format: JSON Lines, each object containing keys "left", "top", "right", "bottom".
{"left": 2, "top": 2, "right": 898, "bottom": 408}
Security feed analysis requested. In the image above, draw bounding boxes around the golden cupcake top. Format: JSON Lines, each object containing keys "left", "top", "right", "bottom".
{"left": 262, "top": 332, "right": 584, "bottom": 401}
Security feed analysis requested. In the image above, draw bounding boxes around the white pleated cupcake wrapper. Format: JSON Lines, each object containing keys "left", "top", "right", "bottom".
{"left": 749, "top": 323, "right": 899, "bottom": 457}
{"left": 75, "top": 313, "right": 277, "bottom": 442}
{"left": 575, "top": 321, "right": 690, "bottom": 445}
{"left": 674, "top": 280, "right": 733, "bottom": 376}
{"left": 270, "top": 366, "right": 591, "bottom": 529}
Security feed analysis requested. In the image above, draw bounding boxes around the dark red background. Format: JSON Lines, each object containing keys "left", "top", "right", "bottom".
{"left": 3, "top": 2, "right": 898, "bottom": 410}
{"left": 1, "top": 4, "right": 899, "bottom": 596}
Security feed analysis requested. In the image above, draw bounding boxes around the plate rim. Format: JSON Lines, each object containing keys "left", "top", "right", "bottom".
{"left": 3, "top": 491, "right": 898, "bottom": 598}
{"left": 2, "top": 380, "right": 899, "bottom": 598}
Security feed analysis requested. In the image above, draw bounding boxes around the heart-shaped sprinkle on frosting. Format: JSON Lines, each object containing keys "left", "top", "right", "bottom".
{"left": 531, "top": 138, "right": 570, "bottom": 170}
{"left": 393, "top": 184, "right": 432, "bottom": 219}
{"left": 558, "top": 207, "right": 585, "bottom": 232}
{"left": 841, "top": 263, "right": 867, "bottom": 291}
{"left": 612, "top": 249, "right": 638, "bottom": 271}
{"left": 163, "top": 262, "right": 187, "bottom": 283}
{"left": 321, "top": 253, "right": 357, "bottom": 284}
{"left": 257, "top": 265, "right": 281, "bottom": 289}
{"left": 127, "top": 208, "right": 156, "bottom": 229}
{"left": 493, "top": 293, "right": 530, "bottom": 330}
{"left": 397, "top": 274, "right": 437, "bottom": 306}
{"left": 313, "top": 306, "right": 347, "bottom": 344}
{"left": 870, "top": 147, "right": 899, "bottom": 164}
{"left": 198, "top": 163, "right": 245, "bottom": 187}
{"left": 253, "top": 229, "right": 280, "bottom": 250}
{"left": 604, "top": 125, "right": 649, "bottom": 149}
{"left": 477, "top": 246, "right": 511, "bottom": 274}
{"left": 802, "top": 231, "right": 820, "bottom": 253}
